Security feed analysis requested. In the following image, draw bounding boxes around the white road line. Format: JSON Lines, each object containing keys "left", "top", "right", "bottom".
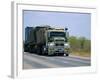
{"left": 56, "top": 56, "right": 90, "bottom": 64}
{"left": 26, "top": 54, "right": 78, "bottom": 66}
{"left": 70, "top": 54, "right": 90, "bottom": 60}
{"left": 24, "top": 52, "right": 90, "bottom": 67}
{"left": 61, "top": 61, "right": 69, "bottom": 64}
{"left": 24, "top": 54, "right": 62, "bottom": 68}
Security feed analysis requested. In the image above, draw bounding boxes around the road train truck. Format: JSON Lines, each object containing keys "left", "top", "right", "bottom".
{"left": 24, "top": 26, "right": 70, "bottom": 56}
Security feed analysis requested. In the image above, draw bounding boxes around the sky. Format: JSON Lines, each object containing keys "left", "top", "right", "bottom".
{"left": 23, "top": 10, "right": 91, "bottom": 40}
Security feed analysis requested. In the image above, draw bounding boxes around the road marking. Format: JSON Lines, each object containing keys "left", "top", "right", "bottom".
{"left": 24, "top": 54, "right": 63, "bottom": 68}
{"left": 28, "top": 54, "right": 82, "bottom": 66}
{"left": 61, "top": 61, "right": 69, "bottom": 64}
{"left": 55, "top": 56, "right": 90, "bottom": 65}
{"left": 70, "top": 54, "right": 90, "bottom": 60}
{"left": 24, "top": 52, "right": 90, "bottom": 68}
{"left": 66, "top": 56, "right": 90, "bottom": 64}
{"left": 24, "top": 58, "right": 51, "bottom": 69}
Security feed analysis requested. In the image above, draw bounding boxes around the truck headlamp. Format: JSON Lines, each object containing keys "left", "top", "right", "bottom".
{"left": 43, "top": 47, "right": 46, "bottom": 51}
{"left": 64, "top": 43, "right": 70, "bottom": 48}
{"left": 49, "top": 42, "right": 54, "bottom": 46}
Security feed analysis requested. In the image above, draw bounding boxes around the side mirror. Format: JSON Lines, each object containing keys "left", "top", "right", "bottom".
{"left": 66, "top": 32, "right": 69, "bottom": 38}
{"left": 65, "top": 27, "right": 69, "bottom": 38}
{"left": 65, "top": 28, "right": 68, "bottom": 31}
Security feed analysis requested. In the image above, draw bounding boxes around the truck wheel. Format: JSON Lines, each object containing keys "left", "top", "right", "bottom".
{"left": 64, "top": 53, "right": 69, "bottom": 56}
{"left": 42, "top": 47, "right": 48, "bottom": 56}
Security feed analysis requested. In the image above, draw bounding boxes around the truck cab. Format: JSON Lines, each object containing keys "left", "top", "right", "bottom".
{"left": 43, "top": 28, "right": 70, "bottom": 56}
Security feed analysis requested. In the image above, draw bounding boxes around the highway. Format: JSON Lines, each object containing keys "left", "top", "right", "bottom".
{"left": 23, "top": 52, "right": 90, "bottom": 69}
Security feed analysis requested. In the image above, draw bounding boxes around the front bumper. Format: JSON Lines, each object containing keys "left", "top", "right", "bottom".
{"left": 48, "top": 47, "right": 69, "bottom": 55}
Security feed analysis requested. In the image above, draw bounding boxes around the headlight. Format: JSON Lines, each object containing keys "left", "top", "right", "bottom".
{"left": 43, "top": 47, "right": 46, "bottom": 51}
{"left": 64, "top": 43, "right": 70, "bottom": 48}
{"left": 48, "top": 43, "right": 54, "bottom": 52}
{"left": 49, "top": 42, "right": 54, "bottom": 46}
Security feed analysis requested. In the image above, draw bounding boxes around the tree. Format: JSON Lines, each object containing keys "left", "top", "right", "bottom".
{"left": 69, "top": 36, "right": 79, "bottom": 51}
{"left": 78, "top": 37, "right": 86, "bottom": 50}
{"left": 69, "top": 36, "right": 91, "bottom": 52}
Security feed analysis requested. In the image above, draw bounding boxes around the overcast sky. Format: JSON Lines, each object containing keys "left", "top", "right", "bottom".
{"left": 23, "top": 10, "right": 91, "bottom": 40}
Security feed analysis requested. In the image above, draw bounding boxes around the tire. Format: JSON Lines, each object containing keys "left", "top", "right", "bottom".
{"left": 42, "top": 47, "right": 48, "bottom": 56}
{"left": 64, "top": 53, "right": 69, "bottom": 56}
{"left": 66, "top": 54, "right": 69, "bottom": 56}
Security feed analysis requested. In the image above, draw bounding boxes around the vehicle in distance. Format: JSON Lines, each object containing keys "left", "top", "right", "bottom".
{"left": 24, "top": 25, "right": 70, "bottom": 56}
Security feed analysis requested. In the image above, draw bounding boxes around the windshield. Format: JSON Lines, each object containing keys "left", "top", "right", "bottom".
{"left": 48, "top": 31, "right": 68, "bottom": 42}
{"left": 55, "top": 39, "right": 65, "bottom": 42}
{"left": 50, "top": 32, "right": 66, "bottom": 37}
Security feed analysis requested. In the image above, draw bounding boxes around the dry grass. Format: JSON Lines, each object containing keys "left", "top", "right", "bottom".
{"left": 70, "top": 51, "right": 91, "bottom": 57}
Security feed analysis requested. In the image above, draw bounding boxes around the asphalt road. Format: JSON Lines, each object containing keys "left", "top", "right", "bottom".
{"left": 23, "top": 52, "right": 91, "bottom": 69}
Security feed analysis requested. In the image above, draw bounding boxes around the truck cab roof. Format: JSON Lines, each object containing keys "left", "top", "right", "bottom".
{"left": 47, "top": 29, "right": 65, "bottom": 32}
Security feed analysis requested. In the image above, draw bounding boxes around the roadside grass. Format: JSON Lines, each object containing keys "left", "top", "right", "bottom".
{"left": 70, "top": 50, "right": 91, "bottom": 57}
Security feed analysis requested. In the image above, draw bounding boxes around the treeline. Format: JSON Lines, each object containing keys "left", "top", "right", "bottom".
{"left": 68, "top": 36, "right": 91, "bottom": 53}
